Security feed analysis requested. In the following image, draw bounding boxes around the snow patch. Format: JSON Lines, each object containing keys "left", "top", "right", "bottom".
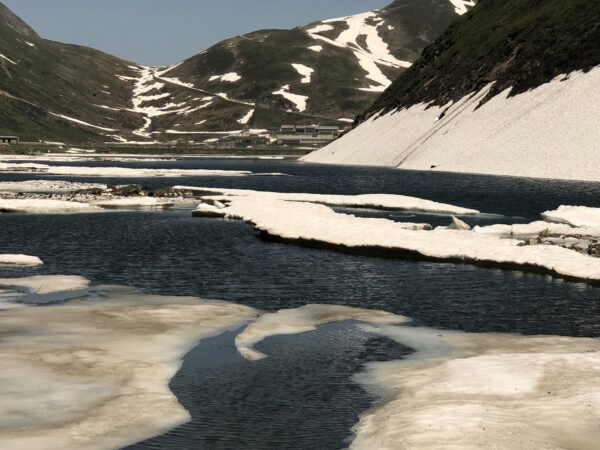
{"left": 272, "top": 85, "right": 309, "bottom": 112}
{"left": 209, "top": 72, "right": 242, "bottom": 83}
{"left": 291, "top": 63, "right": 314, "bottom": 84}
{"left": 237, "top": 109, "right": 255, "bottom": 125}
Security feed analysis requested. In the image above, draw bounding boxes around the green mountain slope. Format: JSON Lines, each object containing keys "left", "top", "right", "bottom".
{"left": 0, "top": 0, "right": 475, "bottom": 143}
{"left": 152, "top": 0, "right": 465, "bottom": 132}
{"left": 365, "top": 0, "right": 600, "bottom": 119}
{"left": 0, "top": 2, "right": 142, "bottom": 142}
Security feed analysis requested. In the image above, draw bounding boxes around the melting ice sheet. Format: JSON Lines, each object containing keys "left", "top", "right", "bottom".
{"left": 0, "top": 284, "right": 256, "bottom": 450}
{"left": 2, "top": 280, "right": 600, "bottom": 450}
{"left": 233, "top": 306, "right": 600, "bottom": 449}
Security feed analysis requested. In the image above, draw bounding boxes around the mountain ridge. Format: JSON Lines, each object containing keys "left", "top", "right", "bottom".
{"left": 0, "top": 0, "right": 472, "bottom": 143}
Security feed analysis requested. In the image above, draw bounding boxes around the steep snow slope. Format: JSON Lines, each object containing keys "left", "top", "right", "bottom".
{"left": 305, "top": 0, "right": 600, "bottom": 182}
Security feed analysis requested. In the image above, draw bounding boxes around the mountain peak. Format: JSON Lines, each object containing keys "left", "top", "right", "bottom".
{"left": 0, "top": 2, "right": 38, "bottom": 38}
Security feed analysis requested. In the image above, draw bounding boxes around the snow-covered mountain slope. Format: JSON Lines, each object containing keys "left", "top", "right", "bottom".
{"left": 139, "top": 0, "right": 471, "bottom": 134}
{"left": 305, "top": 0, "right": 600, "bottom": 182}
{"left": 0, "top": 0, "right": 473, "bottom": 142}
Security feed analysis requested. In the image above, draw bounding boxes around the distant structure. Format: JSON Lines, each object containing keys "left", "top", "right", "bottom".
{"left": 0, "top": 136, "right": 19, "bottom": 145}
{"left": 268, "top": 125, "right": 344, "bottom": 146}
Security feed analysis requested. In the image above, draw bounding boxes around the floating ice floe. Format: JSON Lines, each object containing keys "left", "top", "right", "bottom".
{"left": 175, "top": 186, "right": 480, "bottom": 215}
{"left": 184, "top": 188, "right": 600, "bottom": 281}
{"left": 0, "top": 254, "right": 43, "bottom": 267}
{"left": 235, "top": 304, "right": 408, "bottom": 361}
{"left": 542, "top": 205, "right": 600, "bottom": 228}
{"left": 0, "top": 199, "right": 99, "bottom": 213}
{"left": 93, "top": 197, "right": 181, "bottom": 209}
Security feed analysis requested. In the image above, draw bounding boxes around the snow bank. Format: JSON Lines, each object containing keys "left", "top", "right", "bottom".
{"left": 0, "top": 285, "right": 256, "bottom": 450}
{"left": 175, "top": 186, "right": 480, "bottom": 215}
{"left": 352, "top": 325, "right": 600, "bottom": 449}
{"left": 0, "top": 163, "right": 257, "bottom": 178}
{"left": 0, "top": 255, "right": 43, "bottom": 267}
{"left": 305, "top": 67, "right": 600, "bottom": 182}
{"left": 542, "top": 205, "right": 600, "bottom": 227}
{"left": 236, "top": 304, "right": 407, "bottom": 361}
{"left": 187, "top": 191, "right": 600, "bottom": 281}
{"left": 0, "top": 199, "right": 99, "bottom": 213}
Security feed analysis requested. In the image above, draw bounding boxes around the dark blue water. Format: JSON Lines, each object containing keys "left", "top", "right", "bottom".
{"left": 2, "top": 159, "right": 600, "bottom": 449}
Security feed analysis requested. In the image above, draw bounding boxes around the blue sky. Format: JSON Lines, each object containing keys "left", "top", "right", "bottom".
{"left": 4, "top": 0, "right": 389, "bottom": 66}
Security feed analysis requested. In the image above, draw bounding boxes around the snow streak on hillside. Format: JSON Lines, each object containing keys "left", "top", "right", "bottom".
{"left": 307, "top": 11, "right": 411, "bottom": 92}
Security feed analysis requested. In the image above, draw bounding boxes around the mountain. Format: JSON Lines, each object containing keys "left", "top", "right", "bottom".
{"left": 0, "top": 0, "right": 473, "bottom": 143}
{"left": 0, "top": 2, "right": 143, "bottom": 142}
{"left": 135, "top": 0, "right": 473, "bottom": 135}
{"left": 304, "top": 0, "right": 600, "bottom": 182}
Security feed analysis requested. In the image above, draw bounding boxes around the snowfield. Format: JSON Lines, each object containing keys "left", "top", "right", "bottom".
{"left": 305, "top": 67, "right": 600, "bottom": 182}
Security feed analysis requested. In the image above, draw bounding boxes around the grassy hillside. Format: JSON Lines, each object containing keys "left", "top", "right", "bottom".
{"left": 0, "top": 2, "right": 141, "bottom": 142}
{"left": 366, "top": 0, "right": 600, "bottom": 118}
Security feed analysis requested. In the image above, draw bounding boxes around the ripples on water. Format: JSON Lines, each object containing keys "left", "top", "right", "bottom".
{"left": 2, "top": 159, "right": 600, "bottom": 449}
